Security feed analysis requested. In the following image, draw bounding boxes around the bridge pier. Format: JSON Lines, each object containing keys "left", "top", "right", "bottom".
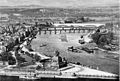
{"left": 59, "top": 30, "right": 61, "bottom": 34}
{"left": 78, "top": 29, "right": 80, "bottom": 33}
{"left": 55, "top": 30, "right": 56, "bottom": 34}
{"left": 49, "top": 30, "right": 51, "bottom": 34}
{"left": 64, "top": 29, "right": 66, "bottom": 32}
{"left": 73, "top": 29, "right": 75, "bottom": 33}
{"left": 54, "top": 28, "right": 56, "bottom": 34}
{"left": 39, "top": 31, "right": 41, "bottom": 35}
{"left": 44, "top": 30, "right": 46, "bottom": 34}
{"left": 69, "top": 29, "right": 71, "bottom": 33}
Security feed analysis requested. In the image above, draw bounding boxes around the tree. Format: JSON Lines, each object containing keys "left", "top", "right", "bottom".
{"left": 8, "top": 55, "right": 16, "bottom": 65}
{"left": 1, "top": 52, "right": 9, "bottom": 61}
{"left": 91, "top": 30, "right": 118, "bottom": 50}
{"left": 1, "top": 24, "right": 26, "bottom": 35}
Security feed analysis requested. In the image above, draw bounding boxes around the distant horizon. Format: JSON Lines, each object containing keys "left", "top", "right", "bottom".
{"left": 0, "top": 0, "right": 119, "bottom": 8}
{"left": 0, "top": 4, "right": 119, "bottom": 9}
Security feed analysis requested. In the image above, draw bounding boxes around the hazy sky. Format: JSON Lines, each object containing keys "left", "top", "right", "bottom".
{"left": 0, "top": 0, "right": 119, "bottom": 7}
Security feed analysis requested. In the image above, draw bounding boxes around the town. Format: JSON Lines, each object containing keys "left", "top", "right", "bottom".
{"left": 0, "top": 1, "right": 119, "bottom": 81}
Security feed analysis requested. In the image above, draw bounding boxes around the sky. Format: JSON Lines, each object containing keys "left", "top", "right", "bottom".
{"left": 0, "top": 0, "right": 119, "bottom": 7}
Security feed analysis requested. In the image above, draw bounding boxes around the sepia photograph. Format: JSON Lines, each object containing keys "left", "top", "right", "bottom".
{"left": 0, "top": 0, "right": 119, "bottom": 81}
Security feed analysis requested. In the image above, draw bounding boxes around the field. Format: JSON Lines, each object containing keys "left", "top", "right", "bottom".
{"left": 31, "top": 32, "right": 119, "bottom": 74}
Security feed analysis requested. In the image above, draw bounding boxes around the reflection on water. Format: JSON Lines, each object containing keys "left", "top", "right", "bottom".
{"left": 0, "top": 76, "right": 118, "bottom": 81}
